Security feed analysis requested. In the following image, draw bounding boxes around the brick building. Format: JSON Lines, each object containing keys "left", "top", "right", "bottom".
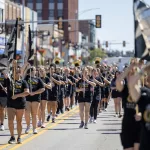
{"left": 79, "top": 20, "right": 95, "bottom": 45}
{"left": 14, "top": 0, "right": 79, "bottom": 44}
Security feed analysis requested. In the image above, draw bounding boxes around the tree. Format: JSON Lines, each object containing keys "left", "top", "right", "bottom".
{"left": 89, "top": 48, "right": 107, "bottom": 62}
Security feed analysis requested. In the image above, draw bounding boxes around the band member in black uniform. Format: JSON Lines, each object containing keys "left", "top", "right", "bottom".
{"left": 47, "top": 64, "right": 62, "bottom": 123}
{"left": 128, "top": 63, "right": 150, "bottom": 150}
{"left": 102, "top": 70, "right": 111, "bottom": 111}
{"left": 64, "top": 68, "right": 73, "bottom": 111}
{"left": 24, "top": 66, "right": 45, "bottom": 134}
{"left": 7, "top": 60, "right": 29, "bottom": 144}
{"left": 38, "top": 67, "right": 51, "bottom": 128}
{"left": 111, "top": 71, "right": 122, "bottom": 117}
{"left": 116, "top": 61, "right": 141, "bottom": 150}
{"left": 76, "top": 67, "right": 96, "bottom": 129}
{"left": 90, "top": 68, "right": 104, "bottom": 123}
{"left": 0, "top": 71, "right": 7, "bottom": 131}
{"left": 56, "top": 67, "right": 65, "bottom": 114}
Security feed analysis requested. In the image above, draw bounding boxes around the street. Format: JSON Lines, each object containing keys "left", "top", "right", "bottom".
{"left": 0, "top": 100, "right": 122, "bottom": 150}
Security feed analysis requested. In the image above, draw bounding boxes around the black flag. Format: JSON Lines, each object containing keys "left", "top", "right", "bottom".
{"left": 134, "top": 0, "right": 150, "bottom": 61}
{"left": 25, "top": 25, "right": 34, "bottom": 64}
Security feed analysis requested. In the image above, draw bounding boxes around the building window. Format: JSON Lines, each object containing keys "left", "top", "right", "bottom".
{"left": 36, "top": 3, "right": 42, "bottom": 9}
{"left": 58, "top": 10, "right": 63, "bottom": 17}
{"left": 49, "top": 3, "right": 54, "bottom": 9}
{"left": 49, "top": 10, "right": 54, "bottom": 17}
{"left": 57, "top": 3, "right": 63, "bottom": 9}
{"left": 27, "top": 3, "right": 33, "bottom": 9}
{"left": 58, "top": 0, "right": 63, "bottom": 2}
{"left": 36, "top": 0, "right": 42, "bottom": 2}
{"left": 37, "top": 10, "right": 42, "bottom": 17}
{"left": 49, "top": 17, "right": 54, "bottom": 24}
{"left": 27, "top": 0, "right": 33, "bottom": 2}
{"left": 0, "top": 9, "right": 3, "bottom": 22}
{"left": 49, "top": 0, "right": 54, "bottom": 2}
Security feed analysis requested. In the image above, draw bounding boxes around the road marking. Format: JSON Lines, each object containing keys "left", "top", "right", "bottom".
{"left": 0, "top": 106, "right": 79, "bottom": 150}
{"left": 9, "top": 108, "right": 79, "bottom": 150}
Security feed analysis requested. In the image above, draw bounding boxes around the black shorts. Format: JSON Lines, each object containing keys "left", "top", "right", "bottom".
{"left": 120, "top": 117, "right": 141, "bottom": 149}
{"left": 0, "top": 97, "right": 7, "bottom": 107}
{"left": 112, "top": 90, "right": 122, "bottom": 98}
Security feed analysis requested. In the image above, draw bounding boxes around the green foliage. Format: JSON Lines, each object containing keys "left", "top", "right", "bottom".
{"left": 89, "top": 48, "right": 107, "bottom": 62}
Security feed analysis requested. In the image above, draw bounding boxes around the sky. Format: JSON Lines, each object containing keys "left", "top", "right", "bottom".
{"left": 79, "top": 0, "right": 150, "bottom": 52}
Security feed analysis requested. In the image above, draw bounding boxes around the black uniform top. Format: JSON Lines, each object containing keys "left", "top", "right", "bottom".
{"left": 41, "top": 76, "right": 50, "bottom": 100}
{"left": 25, "top": 75, "right": 44, "bottom": 102}
{"left": 76, "top": 78, "right": 93, "bottom": 103}
{"left": 122, "top": 79, "right": 136, "bottom": 117}
{"left": 0, "top": 75, "right": 7, "bottom": 97}
{"left": 47, "top": 73, "right": 59, "bottom": 100}
{"left": 7, "top": 78, "right": 28, "bottom": 109}
{"left": 138, "top": 86, "right": 150, "bottom": 150}
{"left": 94, "top": 77, "right": 103, "bottom": 100}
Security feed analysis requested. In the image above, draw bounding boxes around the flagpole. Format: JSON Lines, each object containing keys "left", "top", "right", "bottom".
{"left": 13, "top": 18, "right": 18, "bottom": 96}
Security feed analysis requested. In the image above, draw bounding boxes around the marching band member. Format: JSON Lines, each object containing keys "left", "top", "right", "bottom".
{"left": 7, "top": 60, "right": 29, "bottom": 144}
{"left": 90, "top": 68, "right": 104, "bottom": 123}
{"left": 116, "top": 60, "right": 141, "bottom": 150}
{"left": 47, "top": 64, "right": 62, "bottom": 123}
{"left": 111, "top": 71, "right": 122, "bottom": 117}
{"left": 0, "top": 71, "right": 7, "bottom": 131}
{"left": 38, "top": 67, "right": 51, "bottom": 128}
{"left": 76, "top": 67, "right": 96, "bottom": 129}
{"left": 128, "top": 63, "right": 150, "bottom": 150}
{"left": 24, "top": 66, "right": 45, "bottom": 134}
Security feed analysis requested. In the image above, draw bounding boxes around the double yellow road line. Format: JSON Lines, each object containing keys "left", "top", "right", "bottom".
{"left": 0, "top": 106, "right": 79, "bottom": 150}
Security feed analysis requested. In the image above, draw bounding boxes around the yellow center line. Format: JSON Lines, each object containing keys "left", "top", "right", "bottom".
{"left": 9, "top": 109, "right": 79, "bottom": 150}
{"left": 0, "top": 106, "right": 79, "bottom": 150}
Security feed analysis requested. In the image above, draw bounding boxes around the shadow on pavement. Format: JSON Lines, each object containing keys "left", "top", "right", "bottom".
{"left": 48, "top": 128, "right": 79, "bottom": 131}
{"left": 59, "top": 123, "right": 79, "bottom": 125}
{"left": 97, "top": 129, "right": 121, "bottom": 131}
{"left": 101, "top": 132, "right": 120, "bottom": 134}
{"left": 103, "top": 123, "right": 121, "bottom": 125}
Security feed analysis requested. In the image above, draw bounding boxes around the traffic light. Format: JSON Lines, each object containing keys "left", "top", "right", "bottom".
{"left": 123, "top": 41, "right": 126, "bottom": 47}
{"left": 106, "top": 41, "right": 108, "bottom": 47}
{"left": 58, "top": 17, "right": 63, "bottom": 30}
{"left": 97, "top": 40, "right": 100, "bottom": 48}
{"left": 95, "top": 15, "right": 101, "bottom": 28}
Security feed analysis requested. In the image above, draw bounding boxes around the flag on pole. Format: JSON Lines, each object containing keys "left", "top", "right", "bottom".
{"left": 0, "top": 18, "right": 18, "bottom": 71}
{"left": 25, "top": 25, "right": 34, "bottom": 63}
{"left": 134, "top": 0, "right": 150, "bottom": 61}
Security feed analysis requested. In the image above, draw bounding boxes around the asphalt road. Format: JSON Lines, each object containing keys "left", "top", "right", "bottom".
{"left": 0, "top": 100, "right": 122, "bottom": 150}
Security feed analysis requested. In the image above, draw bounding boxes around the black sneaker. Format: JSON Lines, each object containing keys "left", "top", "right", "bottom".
{"left": 8, "top": 136, "right": 15, "bottom": 144}
{"left": 47, "top": 115, "right": 50, "bottom": 122}
{"left": 79, "top": 121, "right": 84, "bottom": 128}
{"left": 60, "top": 109, "right": 64, "bottom": 114}
{"left": 66, "top": 107, "right": 70, "bottom": 111}
{"left": 52, "top": 118, "right": 55, "bottom": 123}
{"left": 17, "top": 137, "right": 22, "bottom": 144}
{"left": 84, "top": 123, "right": 88, "bottom": 129}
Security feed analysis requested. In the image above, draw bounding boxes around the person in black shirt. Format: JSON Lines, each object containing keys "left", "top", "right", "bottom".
{"left": 89, "top": 68, "right": 104, "bottom": 123}
{"left": 128, "top": 63, "right": 150, "bottom": 150}
{"left": 64, "top": 68, "right": 73, "bottom": 111}
{"left": 6, "top": 60, "right": 29, "bottom": 144}
{"left": 111, "top": 71, "right": 122, "bottom": 117}
{"left": 0, "top": 71, "right": 7, "bottom": 131}
{"left": 76, "top": 67, "right": 96, "bottom": 129}
{"left": 47, "top": 64, "right": 62, "bottom": 123}
{"left": 24, "top": 66, "right": 45, "bottom": 134}
{"left": 116, "top": 62, "right": 141, "bottom": 150}
{"left": 38, "top": 67, "right": 51, "bottom": 128}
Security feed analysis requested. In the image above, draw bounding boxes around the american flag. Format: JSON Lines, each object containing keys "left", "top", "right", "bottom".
{"left": 134, "top": 0, "right": 150, "bottom": 61}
